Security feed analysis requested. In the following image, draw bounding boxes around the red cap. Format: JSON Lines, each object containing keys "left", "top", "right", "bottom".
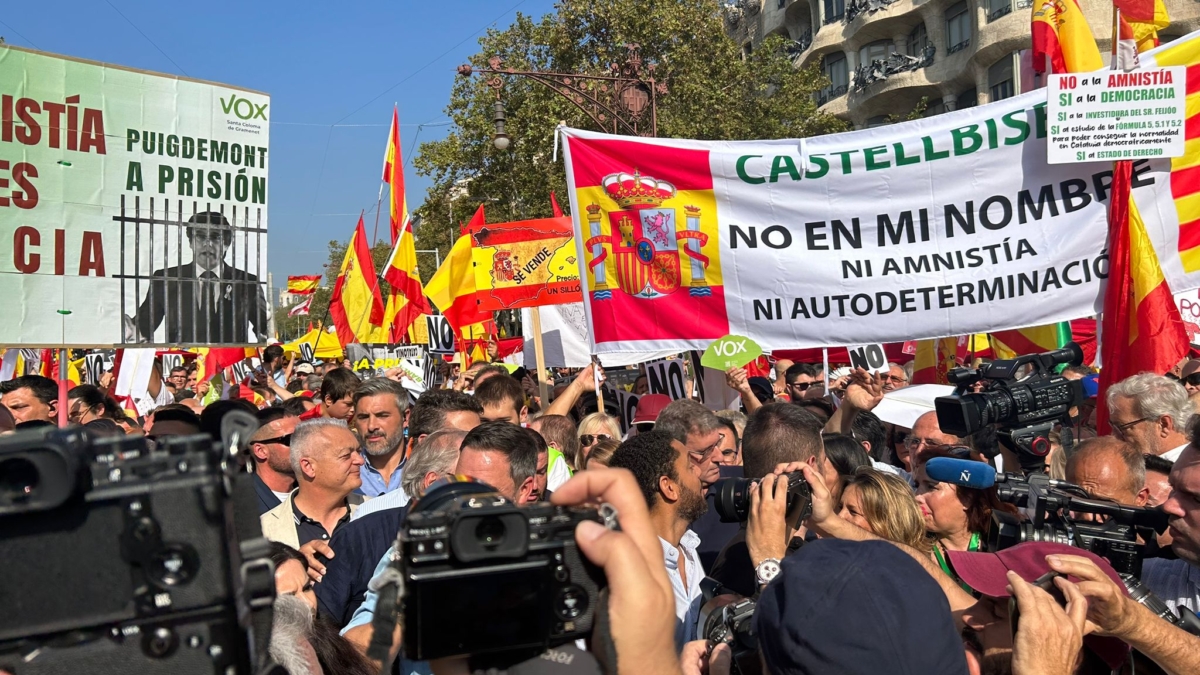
{"left": 632, "top": 394, "right": 672, "bottom": 425}
{"left": 948, "top": 542, "right": 1130, "bottom": 670}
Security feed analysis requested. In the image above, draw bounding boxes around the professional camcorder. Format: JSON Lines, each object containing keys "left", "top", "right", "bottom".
{"left": 368, "top": 478, "right": 612, "bottom": 669}
{"left": 0, "top": 414, "right": 278, "bottom": 675}
{"left": 713, "top": 471, "right": 812, "bottom": 524}
{"left": 935, "top": 343, "right": 1085, "bottom": 472}
{"left": 926, "top": 457, "right": 1200, "bottom": 634}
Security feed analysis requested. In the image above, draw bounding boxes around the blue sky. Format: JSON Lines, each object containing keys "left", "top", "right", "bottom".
{"left": 1, "top": 0, "right": 557, "bottom": 286}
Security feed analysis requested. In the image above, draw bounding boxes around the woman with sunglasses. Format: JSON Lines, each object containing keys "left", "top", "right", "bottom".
{"left": 577, "top": 412, "right": 621, "bottom": 467}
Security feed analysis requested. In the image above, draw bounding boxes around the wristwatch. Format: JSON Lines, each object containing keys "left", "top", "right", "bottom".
{"left": 755, "top": 558, "right": 782, "bottom": 586}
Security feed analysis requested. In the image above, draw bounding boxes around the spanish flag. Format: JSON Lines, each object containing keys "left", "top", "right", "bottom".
{"left": 330, "top": 216, "right": 386, "bottom": 346}
{"left": 911, "top": 337, "right": 958, "bottom": 385}
{"left": 990, "top": 323, "right": 1072, "bottom": 360}
{"left": 1031, "top": 0, "right": 1103, "bottom": 74}
{"left": 425, "top": 206, "right": 493, "bottom": 336}
{"left": 286, "top": 275, "right": 321, "bottom": 295}
{"left": 1114, "top": 0, "right": 1170, "bottom": 52}
{"left": 380, "top": 107, "right": 432, "bottom": 339}
{"left": 193, "top": 347, "right": 257, "bottom": 384}
{"left": 384, "top": 106, "right": 410, "bottom": 248}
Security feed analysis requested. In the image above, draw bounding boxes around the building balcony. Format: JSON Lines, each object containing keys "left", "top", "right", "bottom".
{"left": 851, "top": 45, "right": 936, "bottom": 93}
{"left": 816, "top": 83, "right": 849, "bottom": 106}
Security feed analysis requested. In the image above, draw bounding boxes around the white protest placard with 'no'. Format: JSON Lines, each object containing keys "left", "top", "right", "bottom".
{"left": 426, "top": 316, "right": 457, "bottom": 354}
{"left": 1047, "top": 68, "right": 1185, "bottom": 164}
{"left": 846, "top": 344, "right": 889, "bottom": 373}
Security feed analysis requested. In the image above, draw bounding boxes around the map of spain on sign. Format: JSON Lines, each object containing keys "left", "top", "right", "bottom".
{"left": 470, "top": 216, "right": 584, "bottom": 311}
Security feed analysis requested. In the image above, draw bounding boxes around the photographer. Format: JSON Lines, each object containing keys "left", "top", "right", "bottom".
{"left": 709, "top": 404, "right": 828, "bottom": 597}
{"left": 608, "top": 431, "right": 709, "bottom": 649}
{"left": 1064, "top": 437, "right": 1150, "bottom": 508}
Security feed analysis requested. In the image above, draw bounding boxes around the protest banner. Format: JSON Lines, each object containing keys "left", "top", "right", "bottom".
{"left": 161, "top": 353, "right": 185, "bottom": 376}
{"left": 0, "top": 45, "right": 271, "bottom": 347}
{"left": 469, "top": 216, "right": 583, "bottom": 311}
{"left": 520, "top": 302, "right": 679, "bottom": 368}
{"left": 1047, "top": 68, "right": 1185, "bottom": 164}
{"left": 615, "top": 389, "right": 639, "bottom": 436}
{"left": 561, "top": 37, "right": 1200, "bottom": 354}
{"left": 84, "top": 353, "right": 105, "bottom": 384}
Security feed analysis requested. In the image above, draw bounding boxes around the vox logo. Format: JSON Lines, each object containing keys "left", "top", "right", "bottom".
{"left": 220, "top": 94, "right": 268, "bottom": 120}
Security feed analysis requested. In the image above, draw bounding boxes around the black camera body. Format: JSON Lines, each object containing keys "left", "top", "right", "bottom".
{"left": 714, "top": 471, "right": 811, "bottom": 524}
{"left": 700, "top": 595, "right": 760, "bottom": 675}
{"left": 394, "top": 481, "right": 608, "bottom": 663}
{"left": 988, "top": 471, "right": 1167, "bottom": 577}
{"left": 0, "top": 417, "right": 274, "bottom": 675}
{"left": 935, "top": 343, "right": 1085, "bottom": 471}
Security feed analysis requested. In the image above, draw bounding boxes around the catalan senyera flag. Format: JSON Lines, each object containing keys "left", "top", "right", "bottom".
{"left": 286, "top": 275, "right": 321, "bottom": 295}
{"left": 911, "top": 337, "right": 958, "bottom": 385}
{"left": 568, "top": 137, "right": 728, "bottom": 348}
{"left": 469, "top": 216, "right": 582, "bottom": 311}
{"left": 330, "top": 216, "right": 386, "bottom": 346}
{"left": 426, "top": 206, "right": 493, "bottom": 335}
{"left": 1147, "top": 33, "right": 1200, "bottom": 273}
{"left": 1031, "top": 0, "right": 1103, "bottom": 74}
{"left": 384, "top": 106, "right": 409, "bottom": 247}
{"left": 990, "top": 323, "right": 1072, "bottom": 360}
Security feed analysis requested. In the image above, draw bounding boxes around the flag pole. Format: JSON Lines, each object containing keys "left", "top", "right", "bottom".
{"left": 530, "top": 307, "right": 550, "bottom": 407}
{"left": 57, "top": 348, "right": 69, "bottom": 427}
{"left": 372, "top": 183, "right": 385, "bottom": 246}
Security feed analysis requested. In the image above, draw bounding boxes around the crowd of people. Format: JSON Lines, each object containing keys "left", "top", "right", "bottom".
{"left": 2, "top": 345, "right": 1200, "bottom": 675}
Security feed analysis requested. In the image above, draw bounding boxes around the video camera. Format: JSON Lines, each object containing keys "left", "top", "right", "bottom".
{"left": 0, "top": 414, "right": 278, "bottom": 675}
{"left": 368, "top": 478, "right": 612, "bottom": 669}
{"left": 935, "top": 343, "right": 1086, "bottom": 472}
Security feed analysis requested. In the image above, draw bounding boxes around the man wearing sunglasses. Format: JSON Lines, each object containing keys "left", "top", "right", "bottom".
{"left": 783, "top": 363, "right": 822, "bottom": 402}
{"left": 250, "top": 407, "right": 299, "bottom": 515}
{"left": 1106, "top": 373, "right": 1193, "bottom": 462}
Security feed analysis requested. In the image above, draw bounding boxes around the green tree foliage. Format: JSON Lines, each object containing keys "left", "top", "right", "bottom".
{"left": 412, "top": 0, "right": 846, "bottom": 270}
{"left": 272, "top": 238, "right": 395, "bottom": 341}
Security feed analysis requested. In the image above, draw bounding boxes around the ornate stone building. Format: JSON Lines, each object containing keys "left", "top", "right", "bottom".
{"left": 724, "top": 0, "right": 1200, "bottom": 128}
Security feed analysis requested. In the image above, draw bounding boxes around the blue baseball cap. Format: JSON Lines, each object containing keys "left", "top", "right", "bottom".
{"left": 755, "top": 539, "right": 967, "bottom": 675}
{"left": 1081, "top": 373, "right": 1099, "bottom": 398}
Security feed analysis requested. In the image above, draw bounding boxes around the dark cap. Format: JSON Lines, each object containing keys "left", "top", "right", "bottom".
{"left": 948, "top": 541, "right": 1130, "bottom": 670}
{"left": 747, "top": 376, "right": 774, "bottom": 403}
{"left": 755, "top": 539, "right": 968, "bottom": 675}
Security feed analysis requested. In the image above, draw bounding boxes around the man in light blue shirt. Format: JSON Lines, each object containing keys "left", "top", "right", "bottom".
{"left": 353, "top": 378, "right": 409, "bottom": 497}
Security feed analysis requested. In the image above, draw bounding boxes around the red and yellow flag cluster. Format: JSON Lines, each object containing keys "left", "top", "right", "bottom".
{"left": 327, "top": 107, "right": 432, "bottom": 346}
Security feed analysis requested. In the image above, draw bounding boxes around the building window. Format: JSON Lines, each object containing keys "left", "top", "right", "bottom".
{"left": 819, "top": 52, "right": 849, "bottom": 103}
{"left": 779, "top": 0, "right": 787, "bottom": 8}
{"left": 987, "top": 0, "right": 1012, "bottom": 22}
{"left": 867, "top": 115, "right": 890, "bottom": 128}
{"left": 946, "top": 2, "right": 971, "bottom": 54}
{"left": 924, "top": 100, "right": 947, "bottom": 117}
{"left": 907, "top": 23, "right": 929, "bottom": 56}
{"left": 989, "top": 54, "right": 1015, "bottom": 101}
{"left": 824, "top": 0, "right": 845, "bottom": 23}
{"left": 859, "top": 40, "right": 896, "bottom": 66}
{"left": 958, "top": 88, "right": 978, "bottom": 109}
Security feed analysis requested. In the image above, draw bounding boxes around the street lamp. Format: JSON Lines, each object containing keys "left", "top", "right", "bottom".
{"left": 491, "top": 100, "right": 510, "bottom": 150}
{"left": 457, "top": 43, "right": 666, "bottom": 141}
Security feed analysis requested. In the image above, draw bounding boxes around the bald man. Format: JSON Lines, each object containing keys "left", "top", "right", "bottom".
{"left": 1065, "top": 436, "right": 1150, "bottom": 507}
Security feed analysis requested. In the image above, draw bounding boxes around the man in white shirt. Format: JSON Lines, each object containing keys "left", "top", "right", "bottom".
{"left": 1142, "top": 443, "right": 1200, "bottom": 617}
{"left": 607, "top": 430, "right": 708, "bottom": 650}
{"left": 1106, "top": 373, "right": 1193, "bottom": 462}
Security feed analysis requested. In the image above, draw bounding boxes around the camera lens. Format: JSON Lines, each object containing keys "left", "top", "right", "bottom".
{"left": 0, "top": 457, "right": 40, "bottom": 502}
{"left": 475, "top": 515, "right": 507, "bottom": 547}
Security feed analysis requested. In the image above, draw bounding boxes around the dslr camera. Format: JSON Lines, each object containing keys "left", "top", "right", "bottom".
{"left": 713, "top": 471, "right": 812, "bottom": 524}
{"left": 700, "top": 593, "right": 760, "bottom": 675}
{"left": 0, "top": 414, "right": 277, "bottom": 675}
{"left": 370, "top": 478, "right": 611, "bottom": 667}
{"left": 935, "top": 343, "right": 1085, "bottom": 471}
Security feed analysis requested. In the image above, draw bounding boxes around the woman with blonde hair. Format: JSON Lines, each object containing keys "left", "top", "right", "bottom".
{"left": 838, "top": 467, "right": 931, "bottom": 553}
{"left": 577, "top": 412, "right": 621, "bottom": 467}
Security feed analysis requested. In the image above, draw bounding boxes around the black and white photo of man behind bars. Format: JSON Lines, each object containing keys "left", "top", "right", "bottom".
{"left": 132, "top": 210, "right": 269, "bottom": 344}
